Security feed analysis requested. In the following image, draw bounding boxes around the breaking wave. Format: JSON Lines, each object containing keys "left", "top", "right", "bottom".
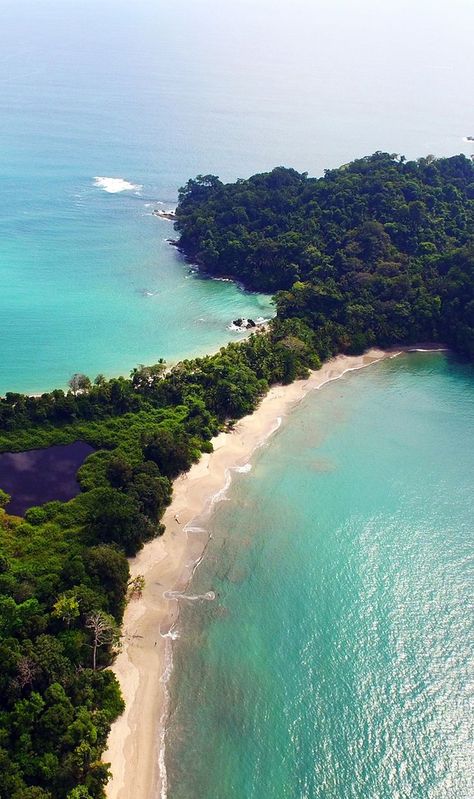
{"left": 93, "top": 176, "right": 142, "bottom": 193}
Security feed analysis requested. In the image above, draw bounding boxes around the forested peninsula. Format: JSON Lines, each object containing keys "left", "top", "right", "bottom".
{"left": 0, "top": 153, "right": 472, "bottom": 799}
{"left": 175, "top": 152, "right": 473, "bottom": 356}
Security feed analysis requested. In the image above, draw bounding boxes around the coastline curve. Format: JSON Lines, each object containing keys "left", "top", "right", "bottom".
{"left": 103, "top": 347, "right": 439, "bottom": 799}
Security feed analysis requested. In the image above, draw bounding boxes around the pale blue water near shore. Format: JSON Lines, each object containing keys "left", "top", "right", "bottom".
{"left": 1, "top": 0, "right": 473, "bottom": 394}
{"left": 166, "top": 353, "right": 474, "bottom": 799}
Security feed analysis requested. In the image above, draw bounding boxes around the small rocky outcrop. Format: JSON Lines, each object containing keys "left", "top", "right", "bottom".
{"left": 232, "top": 318, "right": 256, "bottom": 330}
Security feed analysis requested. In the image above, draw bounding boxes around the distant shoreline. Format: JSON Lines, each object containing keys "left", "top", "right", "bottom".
{"left": 103, "top": 346, "right": 448, "bottom": 799}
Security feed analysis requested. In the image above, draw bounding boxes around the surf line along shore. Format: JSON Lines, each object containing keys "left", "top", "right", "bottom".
{"left": 104, "top": 347, "right": 403, "bottom": 799}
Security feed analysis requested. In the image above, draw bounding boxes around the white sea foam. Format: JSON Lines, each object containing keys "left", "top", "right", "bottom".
{"left": 210, "top": 469, "right": 233, "bottom": 505}
{"left": 183, "top": 524, "right": 207, "bottom": 534}
{"left": 163, "top": 590, "right": 216, "bottom": 602}
{"left": 407, "top": 347, "right": 449, "bottom": 352}
{"left": 158, "top": 638, "right": 173, "bottom": 799}
{"left": 93, "top": 176, "right": 142, "bottom": 193}
{"left": 270, "top": 416, "right": 282, "bottom": 434}
{"left": 228, "top": 322, "right": 250, "bottom": 332}
{"left": 312, "top": 352, "right": 408, "bottom": 392}
{"left": 234, "top": 463, "right": 252, "bottom": 474}
{"left": 160, "top": 628, "right": 180, "bottom": 640}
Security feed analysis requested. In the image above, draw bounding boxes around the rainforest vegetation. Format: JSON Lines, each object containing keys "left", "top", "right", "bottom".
{"left": 0, "top": 326, "right": 316, "bottom": 798}
{"left": 176, "top": 152, "right": 474, "bottom": 357}
{"left": 0, "top": 152, "right": 472, "bottom": 798}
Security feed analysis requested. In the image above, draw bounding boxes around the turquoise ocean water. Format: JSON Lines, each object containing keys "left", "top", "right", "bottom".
{"left": 1, "top": 0, "right": 473, "bottom": 394}
{"left": 166, "top": 353, "right": 474, "bottom": 798}
{"left": 2, "top": 2, "right": 474, "bottom": 795}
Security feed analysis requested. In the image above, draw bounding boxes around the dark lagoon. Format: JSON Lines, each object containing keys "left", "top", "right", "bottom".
{"left": 0, "top": 441, "right": 94, "bottom": 516}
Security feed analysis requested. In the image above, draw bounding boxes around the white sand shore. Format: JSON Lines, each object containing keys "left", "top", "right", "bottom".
{"left": 103, "top": 347, "right": 401, "bottom": 799}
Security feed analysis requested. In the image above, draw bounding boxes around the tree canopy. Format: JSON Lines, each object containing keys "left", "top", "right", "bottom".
{"left": 175, "top": 153, "right": 474, "bottom": 356}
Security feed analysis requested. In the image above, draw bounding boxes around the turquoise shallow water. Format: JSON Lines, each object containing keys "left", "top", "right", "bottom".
{"left": 1, "top": 0, "right": 473, "bottom": 394}
{"left": 166, "top": 353, "right": 474, "bottom": 799}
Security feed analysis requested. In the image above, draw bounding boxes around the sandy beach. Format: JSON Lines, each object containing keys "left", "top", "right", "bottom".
{"left": 103, "top": 348, "right": 398, "bottom": 799}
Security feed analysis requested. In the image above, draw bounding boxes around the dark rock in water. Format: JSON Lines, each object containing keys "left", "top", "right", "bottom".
{"left": 232, "top": 318, "right": 257, "bottom": 329}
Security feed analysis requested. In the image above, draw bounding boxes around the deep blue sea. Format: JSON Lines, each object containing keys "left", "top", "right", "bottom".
{"left": 1, "top": 0, "right": 472, "bottom": 393}
{"left": 166, "top": 353, "right": 474, "bottom": 799}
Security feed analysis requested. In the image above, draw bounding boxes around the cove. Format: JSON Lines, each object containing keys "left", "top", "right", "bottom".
{"left": 166, "top": 353, "right": 474, "bottom": 799}
{"left": 0, "top": 441, "right": 95, "bottom": 516}
{"left": 0, "top": 0, "right": 471, "bottom": 396}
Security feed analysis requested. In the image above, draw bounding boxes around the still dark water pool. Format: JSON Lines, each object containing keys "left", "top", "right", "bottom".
{"left": 0, "top": 441, "right": 94, "bottom": 516}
